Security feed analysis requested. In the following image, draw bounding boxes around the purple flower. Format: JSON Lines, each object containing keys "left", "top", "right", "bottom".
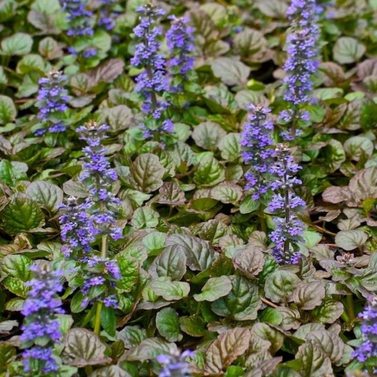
{"left": 97, "top": 0, "right": 119, "bottom": 30}
{"left": 352, "top": 296, "right": 377, "bottom": 368}
{"left": 20, "top": 265, "right": 64, "bottom": 374}
{"left": 76, "top": 121, "right": 122, "bottom": 239}
{"left": 240, "top": 104, "right": 275, "bottom": 200}
{"left": 279, "top": 0, "right": 320, "bottom": 139}
{"left": 131, "top": 4, "right": 173, "bottom": 140}
{"left": 60, "top": 0, "right": 94, "bottom": 37}
{"left": 166, "top": 16, "right": 195, "bottom": 92}
{"left": 157, "top": 349, "right": 195, "bottom": 377}
{"left": 36, "top": 70, "right": 68, "bottom": 135}
{"left": 59, "top": 196, "right": 94, "bottom": 257}
{"left": 269, "top": 144, "right": 306, "bottom": 265}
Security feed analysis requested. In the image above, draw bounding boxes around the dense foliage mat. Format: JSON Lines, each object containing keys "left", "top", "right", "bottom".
{"left": 0, "top": 0, "right": 376, "bottom": 376}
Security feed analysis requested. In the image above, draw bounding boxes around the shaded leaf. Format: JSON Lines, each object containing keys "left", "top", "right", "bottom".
{"left": 204, "top": 327, "right": 251, "bottom": 374}
{"left": 62, "top": 329, "right": 111, "bottom": 367}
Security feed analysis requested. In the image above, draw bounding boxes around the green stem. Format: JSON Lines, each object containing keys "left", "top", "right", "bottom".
{"left": 94, "top": 235, "right": 108, "bottom": 335}
{"left": 259, "top": 205, "right": 267, "bottom": 234}
{"left": 94, "top": 301, "right": 103, "bottom": 336}
{"left": 85, "top": 366, "right": 93, "bottom": 375}
{"left": 346, "top": 294, "right": 355, "bottom": 322}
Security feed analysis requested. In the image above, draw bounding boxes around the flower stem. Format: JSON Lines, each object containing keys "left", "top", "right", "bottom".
{"left": 94, "top": 301, "right": 103, "bottom": 336}
{"left": 94, "top": 235, "right": 108, "bottom": 335}
{"left": 346, "top": 294, "right": 355, "bottom": 322}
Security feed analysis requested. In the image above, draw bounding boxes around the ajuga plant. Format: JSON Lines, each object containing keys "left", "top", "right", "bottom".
{"left": 20, "top": 265, "right": 63, "bottom": 375}
{"left": 131, "top": 4, "right": 173, "bottom": 142}
{"left": 35, "top": 69, "right": 68, "bottom": 136}
{"left": 240, "top": 105, "right": 305, "bottom": 264}
{"left": 353, "top": 296, "right": 377, "bottom": 374}
{"left": 59, "top": 121, "right": 122, "bottom": 334}
{"left": 240, "top": 104, "right": 274, "bottom": 201}
{"left": 98, "top": 0, "right": 119, "bottom": 31}
{"left": 60, "top": 0, "right": 97, "bottom": 58}
{"left": 279, "top": 0, "right": 320, "bottom": 140}
{"left": 157, "top": 350, "right": 195, "bottom": 377}
{"left": 166, "top": 16, "right": 196, "bottom": 94}
{"left": 268, "top": 144, "right": 306, "bottom": 264}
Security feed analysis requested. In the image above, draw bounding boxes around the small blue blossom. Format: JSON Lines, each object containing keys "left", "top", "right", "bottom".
{"left": 240, "top": 104, "right": 275, "bottom": 200}
{"left": 77, "top": 121, "right": 122, "bottom": 240}
{"left": 279, "top": 0, "right": 320, "bottom": 140}
{"left": 60, "top": 0, "right": 94, "bottom": 37}
{"left": 59, "top": 196, "right": 94, "bottom": 258}
{"left": 131, "top": 4, "right": 173, "bottom": 140}
{"left": 353, "top": 296, "right": 377, "bottom": 370}
{"left": 166, "top": 16, "right": 195, "bottom": 92}
{"left": 36, "top": 70, "right": 68, "bottom": 135}
{"left": 157, "top": 350, "right": 195, "bottom": 377}
{"left": 98, "top": 0, "right": 119, "bottom": 31}
{"left": 269, "top": 144, "right": 306, "bottom": 265}
{"left": 20, "top": 265, "right": 64, "bottom": 374}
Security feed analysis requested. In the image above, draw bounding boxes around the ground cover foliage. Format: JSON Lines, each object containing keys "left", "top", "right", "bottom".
{"left": 0, "top": 0, "right": 376, "bottom": 376}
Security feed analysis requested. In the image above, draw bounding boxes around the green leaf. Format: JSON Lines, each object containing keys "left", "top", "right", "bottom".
{"left": 156, "top": 307, "right": 182, "bottom": 342}
{"left": 259, "top": 307, "right": 283, "bottom": 325}
{"left": 117, "top": 326, "right": 146, "bottom": 348}
{"left": 1, "top": 33, "right": 33, "bottom": 56}
{"left": 204, "top": 327, "right": 251, "bottom": 374}
{"left": 130, "top": 207, "right": 160, "bottom": 229}
{"left": 166, "top": 234, "right": 215, "bottom": 271}
{"left": 335, "top": 230, "right": 368, "bottom": 251}
{"left": 344, "top": 136, "right": 374, "bottom": 161}
{"left": 219, "top": 133, "right": 241, "bottom": 161}
{"left": 192, "top": 122, "right": 226, "bottom": 151}
{"left": 0, "top": 343, "right": 16, "bottom": 373}
{"left": 38, "top": 37, "right": 63, "bottom": 60}
{"left": 26, "top": 181, "right": 64, "bottom": 211}
{"left": 211, "top": 182, "right": 243, "bottom": 204}
{"left": 0, "top": 0, "right": 17, "bottom": 22}
{"left": 70, "top": 291, "right": 88, "bottom": 313}
{"left": 264, "top": 271, "right": 300, "bottom": 304}
{"left": 101, "top": 306, "right": 116, "bottom": 337}
{"left": 2, "top": 276, "right": 28, "bottom": 297}
{"left": 292, "top": 281, "right": 325, "bottom": 310}
{"left": 124, "top": 337, "right": 178, "bottom": 361}
{"left": 149, "top": 245, "right": 187, "bottom": 280}
{"left": 1, "top": 255, "right": 32, "bottom": 280}
{"left": 116, "top": 256, "right": 139, "bottom": 293}
{"left": 56, "top": 314, "right": 74, "bottom": 335}
{"left": 194, "top": 276, "right": 232, "bottom": 302}
{"left": 252, "top": 323, "right": 284, "bottom": 354}
{"left": 211, "top": 58, "right": 251, "bottom": 88}
{"left": 90, "top": 365, "right": 131, "bottom": 377}
{"left": 150, "top": 277, "right": 190, "bottom": 301}
{"left": 130, "top": 154, "right": 165, "bottom": 193}
{"left": 5, "top": 297, "right": 24, "bottom": 311}
{"left": 100, "top": 105, "right": 133, "bottom": 131}
{"left": 306, "top": 330, "right": 345, "bottom": 363}
{"left": 142, "top": 232, "right": 166, "bottom": 254}
{"left": 62, "top": 329, "right": 112, "bottom": 367}
{"left": 295, "top": 342, "right": 333, "bottom": 377}
{"left": 312, "top": 300, "right": 344, "bottom": 324}
{"left": 31, "top": 0, "right": 60, "bottom": 13}
{"left": 194, "top": 155, "right": 225, "bottom": 187}
{"left": 232, "top": 245, "right": 265, "bottom": 277}
{"left": 179, "top": 315, "right": 207, "bottom": 337}
{"left": 211, "top": 275, "right": 261, "bottom": 320}
{"left": 1, "top": 197, "right": 44, "bottom": 234}
{"left": 239, "top": 195, "right": 260, "bottom": 214}
{"left": 257, "top": 0, "right": 287, "bottom": 17}
{"left": 0, "top": 96, "right": 17, "bottom": 124}
{"left": 333, "top": 37, "right": 366, "bottom": 64}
